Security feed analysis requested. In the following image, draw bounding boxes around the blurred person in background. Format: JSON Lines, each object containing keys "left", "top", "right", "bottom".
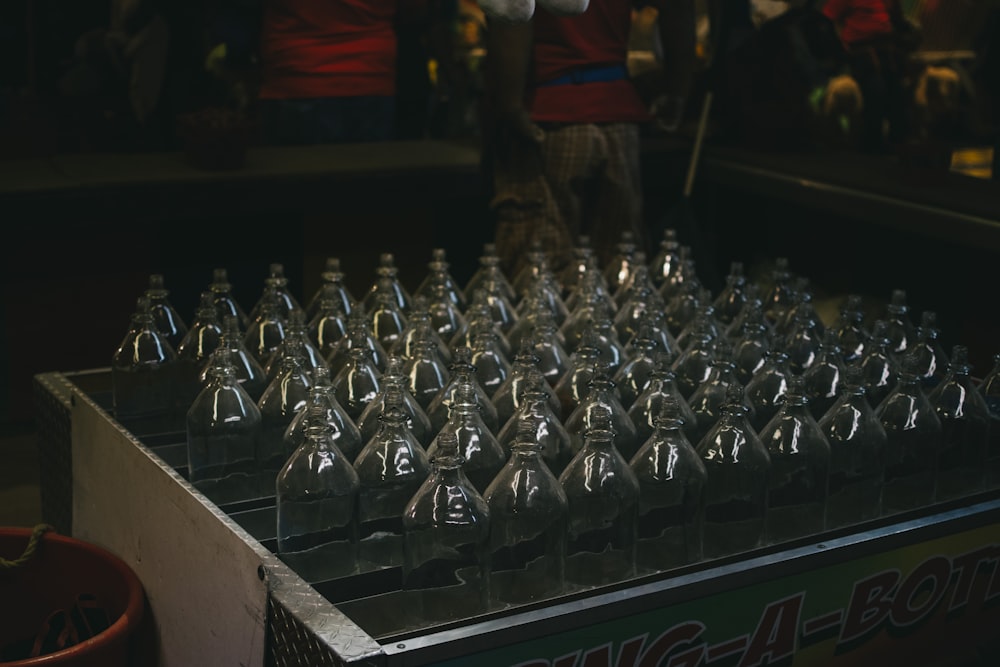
{"left": 482, "top": 0, "right": 698, "bottom": 278}
{"left": 820, "top": 0, "right": 917, "bottom": 153}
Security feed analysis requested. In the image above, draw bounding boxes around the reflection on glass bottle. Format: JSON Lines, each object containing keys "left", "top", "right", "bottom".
{"left": 244, "top": 284, "right": 288, "bottom": 369}
{"left": 204, "top": 315, "right": 268, "bottom": 404}
{"left": 328, "top": 310, "right": 388, "bottom": 377}
{"left": 186, "top": 349, "right": 260, "bottom": 506}
{"left": 686, "top": 359, "right": 745, "bottom": 447}
{"left": 484, "top": 415, "right": 569, "bottom": 607}
{"left": 759, "top": 376, "right": 831, "bottom": 545}
{"left": 401, "top": 430, "right": 491, "bottom": 625}
{"left": 802, "top": 328, "right": 846, "bottom": 422}
{"left": 628, "top": 364, "right": 700, "bottom": 447}
{"left": 832, "top": 294, "right": 869, "bottom": 364}
{"left": 911, "top": 311, "right": 949, "bottom": 390}
{"left": 332, "top": 346, "right": 382, "bottom": 423}
{"left": 696, "top": 384, "right": 771, "bottom": 560}
{"left": 564, "top": 364, "right": 640, "bottom": 462}
{"left": 353, "top": 382, "right": 431, "bottom": 570}
{"left": 276, "top": 400, "right": 361, "bottom": 581}
{"left": 305, "top": 257, "right": 354, "bottom": 321}
{"left": 403, "top": 338, "right": 451, "bottom": 411}
{"left": 414, "top": 247, "right": 466, "bottom": 313}
{"left": 496, "top": 375, "right": 574, "bottom": 477}
{"left": 426, "top": 346, "right": 499, "bottom": 436}
{"left": 369, "top": 288, "right": 410, "bottom": 353}
{"left": 859, "top": 320, "right": 898, "bottom": 408}
{"left": 176, "top": 291, "right": 224, "bottom": 416}
{"left": 559, "top": 404, "right": 640, "bottom": 589}
{"left": 112, "top": 295, "right": 179, "bottom": 433}
{"left": 307, "top": 286, "right": 349, "bottom": 361}
{"left": 818, "top": 365, "right": 887, "bottom": 529}
{"left": 249, "top": 263, "right": 302, "bottom": 322}
{"left": 877, "top": 352, "right": 943, "bottom": 514}
{"left": 629, "top": 396, "right": 707, "bottom": 573}
{"left": 145, "top": 273, "right": 188, "bottom": 351}
{"left": 356, "top": 357, "right": 434, "bottom": 449}
{"left": 209, "top": 267, "right": 249, "bottom": 331}
{"left": 883, "top": 288, "right": 916, "bottom": 358}
{"left": 257, "top": 347, "right": 313, "bottom": 495}
{"left": 711, "top": 261, "right": 749, "bottom": 328}
{"left": 427, "top": 382, "right": 507, "bottom": 494}
{"left": 744, "top": 351, "right": 792, "bottom": 434}
{"left": 283, "top": 367, "right": 363, "bottom": 464}
{"left": 928, "top": 345, "right": 989, "bottom": 501}
{"left": 265, "top": 309, "right": 328, "bottom": 382}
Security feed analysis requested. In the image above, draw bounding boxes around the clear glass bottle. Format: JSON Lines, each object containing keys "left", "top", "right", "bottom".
{"left": 686, "top": 359, "right": 745, "bottom": 447}
{"left": 761, "top": 257, "right": 796, "bottom": 327}
{"left": 208, "top": 267, "right": 250, "bottom": 331}
{"left": 204, "top": 314, "right": 269, "bottom": 404}
{"left": 877, "top": 352, "right": 943, "bottom": 514}
{"left": 484, "top": 415, "right": 569, "bottom": 607}
{"left": 648, "top": 227, "right": 682, "bottom": 290}
{"left": 415, "top": 247, "right": 467, "bottom": 313}
{"left": 519, "top": 312, "right": 571, "bottom": 388}
{"left": 883, "top": 288, "right": 917, "bottom": 358}
{"left": 363, "top": 253, "right": 412, "bottom": 314}
{"left": 464, "top": 243, "right": 517, "bottom": 307}
{"left": 911, "top": 311, "right": 950, "bottom": 390}
{"left": 328, "top": 310, "right": 389, "bottom": 377}
{"left": 331, "top": 346, "right": 382, "bottom": 424}
{"left": 145, "top": 273, "right": 188, "bottom": 351}
{"left": 276, "top": 401, "right": 361, "bottom": 581}
{"left": 612, "top": 327, "right": 662, "bottom": 411}
{"left": 553, "top": 331, "right": 603, "bottom": 423}
{"left": 670, "top": 328, "right": 717, "bottom": 400}
{"left": 112, "top": 295, "right": 179, "bottom": 433}
{"left": 613, "top": 265, "right": 662, "bottom": 344}
{"left": 711, "top": 261, "right": 749, "bottom": 329}
{"left": 628, "top": 364, "right": 701, "bottom": 447}
{"left": 264, "top": 309, "right": 328, "bottom": 382}
{"left": 860, "top": 320, "right": 898, "bottom": 409}
{"left": 603, "top": 230, "right": 640, "bottom": 297}
{"left": 307, "top": 285, "right": 349, "bottom": 361}
{"left": 283, "top": 367, "right": 363, "bottom": 464}
{"left": 818, "top": 364, "right": 888, "bottom": 529}
{"left": 745, "top": 350, "right": 792, "bottom": 434}
{"left": 730, "top": 313, "right": 772, "bottom": 386}
{"left": 492, "top": 340, "right": 561, "bottom": 430}
{"left": 802, "top": 328, "right": 847, "bottom": 422}
{"left": 392, "top": 297, "right": 454, "bottom": 367}
{"left": 249, "top": 263, "right": 302, "bottom": 322}
{"left": 356, "top": 356, "right": 434, "bottom": 448}
{"left": 564, "top": 365, "right": 640, "bottom": 462}
{"left": 928, "top": 345, "right": 989, "bottom": 501}
{"left": 467, "top": 326, "right": 512, "bottom": 399}
{"left": 402, "top": 338, "right": 451, "bottom": 411}
{"left": 758, "top": 376, "right": 831, "bottom": 545}
{"left": 977, "top": 353, "right": 1000, "bottom": 490}
{"left": 831, "top": 294, "right": 869, "bottom": 364}
{"left": 427, "top": 382, "right": 507, "bottom": 494}
{"left": 176, "top": 291, "right": 224, "bottom": 415}
{"left": 401, "top": 430, "right": 491, "bottom": 624}
{"left": 369, "top": 288, "right": 410, "bottom": 354}
{"left": 243, "top": 284, "right": 288, "bottom": 369}
{"left": 630, "top": 395, "right": 707, "bottom": 572}
{"left": 559, "top": 404, "right": 640, "bottom": 589}
{"left": 495, "top": 375, "right": 574, "bottom": 477}
{"left": 186, "top": 349, "right": 260, "bottom": 506}
{"left": 779, "top": 300, "right": 823, "bottom": 375}
{"left": 257, "top": 347, "right": 314, "bottom": 495}
{"left": 426, "top": 346, "right": 499, "bottom": 436}
{"left": 696, "top": 383, "right": 771, "bottom": 560}
{"left": 426, "top": 281, "right": 468, "bottom": 344}
{"left": 353, "top": 382, "right": 431, "bottom": 570}
{"left": 305, "top": 257, "right": 354, "bottom": 321}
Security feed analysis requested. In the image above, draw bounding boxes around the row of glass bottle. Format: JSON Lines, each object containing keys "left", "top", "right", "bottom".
{"left": 107, "top": 232, "right": 1000, "bottom": 628}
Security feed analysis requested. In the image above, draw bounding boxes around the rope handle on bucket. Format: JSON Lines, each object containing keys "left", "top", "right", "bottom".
{"left": 0, "top": 523, "right": 56, "bottom": 569}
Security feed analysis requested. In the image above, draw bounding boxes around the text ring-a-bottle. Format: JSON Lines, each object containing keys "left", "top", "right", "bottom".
{"left": 559, "top": 403, "right": 640, "bottom": 590}
{"left": 186, "top": 348, "right": 261, "bottom": 507}
{"left": 629, "top": 395, "right": 707, "bottom": 573}
{"left": 484, "top": 414, "right": 569, "bottom": 607}
{"left": 275, "top": 400, "right": 361, "bottom": 582}
{"left": 401, "top": 429, "right": 491, "bottom": 628}
{"left": 696, "top": 383, "right": 771, "bottom": 561}
{"left": 353, "top": 381, "right": 431, "bottom": 571}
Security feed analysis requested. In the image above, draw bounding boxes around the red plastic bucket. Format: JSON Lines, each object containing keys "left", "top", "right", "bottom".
{"left": 0, "top": 526, "right": 145, "bottom": 666}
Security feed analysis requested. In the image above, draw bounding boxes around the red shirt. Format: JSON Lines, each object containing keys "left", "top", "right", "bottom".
{"left": 259, "top": 0, "right": 399, "bottom": 99}
{"left": 528, "top": 0, "right": 651, "bottom": 124}
{"left": 821, "top": 0, "right": 894, "bottom": 48}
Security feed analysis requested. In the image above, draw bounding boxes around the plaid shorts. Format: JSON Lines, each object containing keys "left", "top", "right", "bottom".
{"left": 491, "top": 122, "right": 646, "bottom": 280}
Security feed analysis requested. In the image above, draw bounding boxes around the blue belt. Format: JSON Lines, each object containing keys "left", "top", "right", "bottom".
{"left": 537, "top": 64, "right": 628, "bottom": 87}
